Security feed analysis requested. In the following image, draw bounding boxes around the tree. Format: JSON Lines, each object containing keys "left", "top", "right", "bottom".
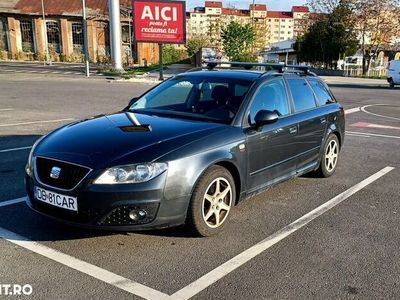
{"left": 221, "top": 21, "right": 256, "bottom": 61}
{"left": 308, "top": 0, "right": 400, "bottom": 74}
{"left": 354, "top": 0, "right": 400, "bottom": 74}
{"left": 296, "top": 1, "right": 358, "bottom": 68}
{"left": 186, "top": 36, "right": 209, "bottom": 59}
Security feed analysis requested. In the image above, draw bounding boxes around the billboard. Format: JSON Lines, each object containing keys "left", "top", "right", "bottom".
{"left": 133, "top": 0, "right": 186, "bottom": 44}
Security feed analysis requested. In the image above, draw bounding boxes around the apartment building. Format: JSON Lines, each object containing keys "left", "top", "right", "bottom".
{"left": 187, "top": 1, "right": 311, "bottom": 51}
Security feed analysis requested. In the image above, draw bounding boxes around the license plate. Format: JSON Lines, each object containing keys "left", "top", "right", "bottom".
{"left": 34, "top": 186, "right": 78, "bottom": 212}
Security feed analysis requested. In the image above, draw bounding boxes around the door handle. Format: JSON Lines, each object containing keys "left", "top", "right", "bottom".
{"left": 320, "top": 117, "right": 327, "bottom": 124}
{"left": 289, "top": 126, "right": 297, "bottom": 134}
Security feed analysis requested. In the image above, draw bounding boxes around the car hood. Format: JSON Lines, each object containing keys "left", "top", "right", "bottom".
{"left": 35, "top": 112, "right": 227, "bottom": 169}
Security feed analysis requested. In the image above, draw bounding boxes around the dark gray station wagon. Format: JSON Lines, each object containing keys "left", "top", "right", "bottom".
{"left": 26, "top": 63, "right": 345, "bottom": 236}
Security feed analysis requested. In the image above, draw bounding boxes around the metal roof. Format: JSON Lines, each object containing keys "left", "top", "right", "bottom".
{"left": 2, "top": 0, "right": 131, "bottom": 17}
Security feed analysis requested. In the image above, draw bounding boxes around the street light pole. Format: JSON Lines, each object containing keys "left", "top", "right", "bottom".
{"left": 108, "top": 0, "right": 124, "bottom": 71}
{"left": 82, "top": 0, "right": 90, "bottom": 77}
{"left": 40, "top": 0, "right": 50, "bottom": 65}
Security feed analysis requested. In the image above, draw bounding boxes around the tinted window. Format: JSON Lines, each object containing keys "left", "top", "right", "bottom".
{"left": 287, "top": 79, "right": 317, "bottom": 112}
{"left": 132, "top": 80, "right": 194, "bottom": 108}
{"left": 249, "top": 80, "right": 289, "bottom": 122}
{"left": 308, "top": 79, "right": 333, "bottom": 105}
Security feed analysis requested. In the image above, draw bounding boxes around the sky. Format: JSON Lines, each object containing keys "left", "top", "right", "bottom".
{"left": 186, "top": 0, "right": 307, "bottom": 11}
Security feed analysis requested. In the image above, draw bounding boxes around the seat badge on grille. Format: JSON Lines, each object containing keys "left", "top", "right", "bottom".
{"left": 50, "top": 166, "right": 62, "bottom": 179}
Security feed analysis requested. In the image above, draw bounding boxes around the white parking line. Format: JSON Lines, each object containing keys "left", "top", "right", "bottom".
{"left": 0, "top": 118, "right": 74, "bottom": 127}
{"left": 0, "top": 146, "right": 32, "bottom": 153}
{"left": 346, "top": 131, "right": 400, "bottom": 140}
{"left": 0, "top": 197, "right": 26, "bottom": 208}
{"left": 0, "top": 226, "right": 169, "bottom": 300}
{"left": 0, "top": 108, "right": 14, "bottom": 112}
{"left": 361, "top": 104, "right": 400, "bottom": 121}
{"left": 0, "top": 167, "right": 394, "bottom": 299}
{"left": 171, "top": 166, "right": 394, "bottom": 300}
{"left": 345, "top": 107, "right": 360, "bottom": 114}
{"left": 346, "top": 133, "right": 370, "bottom": 138}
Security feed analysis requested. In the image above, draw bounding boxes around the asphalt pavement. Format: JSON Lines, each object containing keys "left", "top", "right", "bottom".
{"left": 0, "top": 72, "right": 399, "bottom": 299}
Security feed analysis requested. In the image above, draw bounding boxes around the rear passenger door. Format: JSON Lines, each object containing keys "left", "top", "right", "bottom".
{"left": 286, "top": 78, "right": 326, "bottom": 173}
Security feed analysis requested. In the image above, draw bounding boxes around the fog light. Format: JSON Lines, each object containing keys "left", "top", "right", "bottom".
{"left": 138, "top": 209, "right": 147, "bottom": 219}
{"left": 128, "top": 210, "right": 139, "bottom": 221}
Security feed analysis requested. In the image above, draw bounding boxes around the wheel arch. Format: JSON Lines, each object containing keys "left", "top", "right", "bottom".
{"left": 214, "top": 160, "right": 242, "bottom": 205}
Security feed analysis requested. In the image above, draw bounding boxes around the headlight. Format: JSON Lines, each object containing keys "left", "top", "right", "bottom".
{"left": 25, "top": 136, "right": 45, "bottom": 177}
{"left": 94, "top": 163, "right": 168, "bottom": 184}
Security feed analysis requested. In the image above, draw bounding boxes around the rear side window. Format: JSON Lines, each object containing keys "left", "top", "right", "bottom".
{"left": 308, "top": 79, "right": 334, "bottom": 105}
{"left": 287, "top": 79, "right": 317, "bottom": 112}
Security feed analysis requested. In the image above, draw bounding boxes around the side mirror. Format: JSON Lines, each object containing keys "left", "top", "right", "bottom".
{"left": 254, "top": 110, "right": 279, "bottom": 127}
{"left": 124, "top": 97, "right": 138, "bottom": 111}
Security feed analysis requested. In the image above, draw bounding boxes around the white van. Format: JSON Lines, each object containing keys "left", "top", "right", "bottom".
{"left": 387, "top": 60, "right": 400, "bottom": 88}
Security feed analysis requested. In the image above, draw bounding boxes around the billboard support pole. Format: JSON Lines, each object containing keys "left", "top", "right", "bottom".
{"left": 159, "top": 43, "right": 164, "bottom": 81}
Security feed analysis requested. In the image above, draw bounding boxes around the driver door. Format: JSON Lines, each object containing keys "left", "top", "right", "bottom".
{"left": 245, "top": 79, "right": 298, "bottom": 193}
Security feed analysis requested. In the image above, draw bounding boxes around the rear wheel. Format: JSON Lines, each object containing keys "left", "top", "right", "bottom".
{"left": 315, "top": 134, "right": 340, "bottom": 178}
{"left": 186, "top": 166, "right": 235, "bottom": 237}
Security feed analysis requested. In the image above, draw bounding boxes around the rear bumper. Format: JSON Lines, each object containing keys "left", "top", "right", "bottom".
{"left": 25, "top": 173, "right": 190, "bottom": 231}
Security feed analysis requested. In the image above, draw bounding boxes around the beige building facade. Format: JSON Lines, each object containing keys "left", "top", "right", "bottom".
{"left": 186, "top": 1, "right": 312, "bottom": 51}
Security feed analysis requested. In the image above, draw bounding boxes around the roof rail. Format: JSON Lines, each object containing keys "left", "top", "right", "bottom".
{"left": 203, "top": 61, "right": 284, "bottom": 72}
{"left": 285, "top": 65, "right": 313, "bottom": 75}
{"left": 201, "top": 61, "right": 315, "bottom": 76}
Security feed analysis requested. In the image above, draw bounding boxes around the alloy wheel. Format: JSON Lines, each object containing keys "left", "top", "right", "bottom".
{"left": 325, "top": 139, "right": 338, "bottom": 172}
{"left": 201, "top": 177, "right": 232, "bottom": 228}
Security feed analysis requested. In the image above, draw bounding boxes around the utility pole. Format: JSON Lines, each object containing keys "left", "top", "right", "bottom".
{"left": 82, "top": 0, "right": 90, "bottom": 77}
{"left": 108, "top": 0, "right": 124, "bottom": 71}
{"left": 40, "top": 0, "right": 50, "bottom": 65}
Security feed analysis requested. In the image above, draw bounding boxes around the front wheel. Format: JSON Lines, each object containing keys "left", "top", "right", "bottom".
{"left": 389, "top": 78, "right": 395, "bottom": 89}
{"left": 186, "top": 166, "right": 235, "bottom": 237}
{"left": 315, "top": 134, "right": 340, "bottom": 178}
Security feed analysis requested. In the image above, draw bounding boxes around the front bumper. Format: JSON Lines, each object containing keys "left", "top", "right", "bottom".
{"left": 25, "top": 172, "right": 190, "bottom": 231}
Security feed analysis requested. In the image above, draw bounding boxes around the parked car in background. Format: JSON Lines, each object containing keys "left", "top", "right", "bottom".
{"left": 388, "top": 60, "right": 400, "bottom": 88}
{"left": 25, "top": 62, "right": 345, "bottom": 237}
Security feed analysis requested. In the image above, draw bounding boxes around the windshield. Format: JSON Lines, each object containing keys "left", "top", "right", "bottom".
{"left": 129, "top": 75, "right": 253, "bottom": 123}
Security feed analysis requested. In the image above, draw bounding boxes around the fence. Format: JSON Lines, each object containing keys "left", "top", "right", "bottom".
{"left": 343, "top": 68, "right": 387, "bottom": 78}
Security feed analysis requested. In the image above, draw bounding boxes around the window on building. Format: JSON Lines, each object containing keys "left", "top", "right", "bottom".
{"left": 0, "top": 17, "right": 8, "bottom": 51}
{"left": 71, "top": 22, "right": 83, "bottom": 53}
{"left": 121, "top": 24, "right": 131, "bottom": 44}
{"left": 20, "top": 20, "right": 35, "bottom": 52}
{"left": 46, "top": 21, "right": 61, "bottom": 53}
{"left": 287, "top": 79, "right": 317, "bottom": 112}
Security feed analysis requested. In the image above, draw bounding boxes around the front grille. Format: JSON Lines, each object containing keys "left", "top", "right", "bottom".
{"left": 35, "top": 157, "right": 91, "bottom": 190}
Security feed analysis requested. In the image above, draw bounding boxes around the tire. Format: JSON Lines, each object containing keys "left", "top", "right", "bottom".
{"left": 186, "top": 165, "right": 236, "bottom": 237}
{"left": 315, "top": 134, "right": 340, "bottom": 178}
{"left": 389, "top": 79, "right": 395, "bottom": 89}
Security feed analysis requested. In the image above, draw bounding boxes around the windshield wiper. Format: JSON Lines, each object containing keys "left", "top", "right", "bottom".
{"left": 129, "top": 109, "right": 229, "bottom": 124}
